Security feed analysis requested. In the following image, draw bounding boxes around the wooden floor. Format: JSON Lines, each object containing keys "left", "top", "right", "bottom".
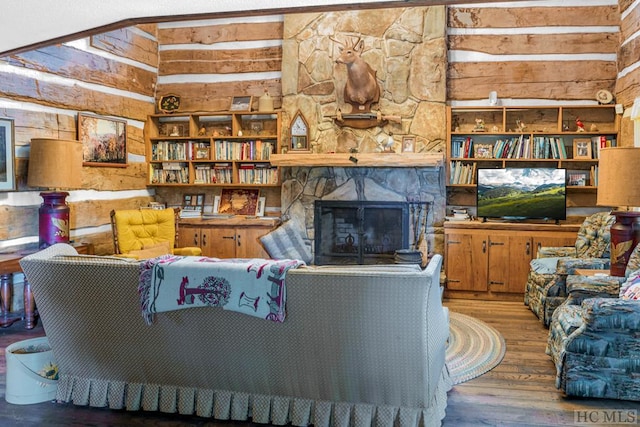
{"left": 0, "top": 299, "right": 637, "bottom": 426}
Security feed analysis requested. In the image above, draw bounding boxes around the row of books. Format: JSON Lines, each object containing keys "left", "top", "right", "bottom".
{"left": 194, "top": 164, "right": 232, "bottom": 184}
{"left": 451, "top": 137, "right": 473, "bottom": 158}
{"left": 150, "top": 163, "right": 189, "bottom": 184}
{"left": 449, "top": 161, "right": 476, "bottom": 185}
{"left": 213, "top": 140, "right": 275, "bottom": 161}
{"left": 590, "top": 136, "right": 617, "bottom": 159}
{"left": 151, "top": 139, "right": 277, "bottom": 162}
{"left": 238, "top": 165, "right": 279, "bottom": 185}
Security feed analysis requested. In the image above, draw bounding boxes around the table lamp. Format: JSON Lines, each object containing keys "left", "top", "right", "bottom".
{"left": 597, "top": 147, "right": 640, "bottom": 276}
{"left": 27, "top": 138, "right": 83, "bottom": 248}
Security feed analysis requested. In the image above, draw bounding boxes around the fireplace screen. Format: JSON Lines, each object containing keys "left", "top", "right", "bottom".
{"left": 314, "top": 200, "right": 409, "bottom": 265}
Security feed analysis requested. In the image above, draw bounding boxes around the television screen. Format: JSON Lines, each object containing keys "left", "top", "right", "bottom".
{"left": 476, "top": 167, "right": 566, "bottom": 221}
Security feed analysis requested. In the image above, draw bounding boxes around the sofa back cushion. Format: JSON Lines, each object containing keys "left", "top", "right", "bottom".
{"left": 575, "top": 211, "right": 614, "bottom": 258}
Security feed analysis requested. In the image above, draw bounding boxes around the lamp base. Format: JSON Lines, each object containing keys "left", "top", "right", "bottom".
{"left": 39, "top": 191, "right": 70, "bottom": 249}
{"left": 609, "top": 211, "right": 640, "bottom": 276}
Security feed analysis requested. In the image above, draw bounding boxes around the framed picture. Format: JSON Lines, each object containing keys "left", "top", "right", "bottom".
{"left": 78, "top": 113, "right": 127, "bottom": 167}
{"left": 183, "top": 193, "right": 205, "bottom": 211}
{"left": 213, "top": 195, "right": 221, "bottom": 214}
{"left": 474, "top": 144, "right": 493, "bottom": 159}
{"left": 573, "top": 138, "right": 592, "bottom": 159}
{"left": 256, "top": 196, "right": 266, "bottom": 217}
{"left": 230, "top": 96, "right": 253, "bottom": 112}
{"left": 402, "top": 136, "right": 415, "bottom": 153}
{"left": 0, "top": 118, "right": 15, "bottom": 191}
{"left": 568, "top": 172, "right": 588, "bottom": 187}
{"left": 217, "top": 188, "right": 260, "bottom": 215}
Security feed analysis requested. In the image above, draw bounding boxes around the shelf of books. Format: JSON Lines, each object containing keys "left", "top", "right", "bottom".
{"left": 446, "top": 105, "right": 619, "bottom": 188}
{"left": 146, "top": 112, "right": 281, "bottom": 187}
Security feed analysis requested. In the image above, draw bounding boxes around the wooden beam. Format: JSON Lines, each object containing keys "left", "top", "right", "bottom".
{"left": 269, "top": 152, "right": 444, "bottom": 167}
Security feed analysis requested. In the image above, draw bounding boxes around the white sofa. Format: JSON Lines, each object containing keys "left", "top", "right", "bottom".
{"left": 20, "top": 244, "right": 451, "bottom": 426}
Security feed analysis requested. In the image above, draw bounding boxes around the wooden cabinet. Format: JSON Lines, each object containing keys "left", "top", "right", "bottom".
{"left": 444, "top": 222, "right": 579, "bottom": 300}
{"left": 146, "top": 111, "right": 281, "bottom": 187}
{"left": 177, "top": 217, "right": 278, "bottom": 258}
{"left": 446, "top": 105, "right": 619, "bottom": 190}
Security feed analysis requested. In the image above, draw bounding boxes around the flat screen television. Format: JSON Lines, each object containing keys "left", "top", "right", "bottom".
{"left": 476, "top": 167, "right": 566, "bottom": 222}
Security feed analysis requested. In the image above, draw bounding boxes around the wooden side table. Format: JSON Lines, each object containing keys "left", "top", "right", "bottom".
{"left": 0, "top": 243, "right": 94, "bottom": 329}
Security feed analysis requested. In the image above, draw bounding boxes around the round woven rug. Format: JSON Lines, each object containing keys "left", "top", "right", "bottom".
{"left": 446, "top": 312, "right": 506, "bottom": 385}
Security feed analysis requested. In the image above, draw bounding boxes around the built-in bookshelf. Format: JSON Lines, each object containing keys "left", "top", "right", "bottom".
{"left": 446, "top": 105, "right": 619, "bottom": 189}
{"left": 145, "top": 111, "right": 281, "bottom": 187}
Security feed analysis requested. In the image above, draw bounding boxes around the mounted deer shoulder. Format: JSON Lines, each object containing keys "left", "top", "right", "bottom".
{"left": 331, "top": 35, "right": 381, "bottom": 114}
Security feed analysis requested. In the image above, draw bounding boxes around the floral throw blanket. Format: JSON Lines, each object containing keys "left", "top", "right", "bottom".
{"left": 138, "top": 255, "right": 305, "bottom": 325}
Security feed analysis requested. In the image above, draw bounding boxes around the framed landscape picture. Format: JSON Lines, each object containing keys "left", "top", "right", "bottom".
{"left": 78, "top": 113, "right": 127, "bottom": 167}
{"left": 0, "top": 118, "right": 15, "bottom": 191}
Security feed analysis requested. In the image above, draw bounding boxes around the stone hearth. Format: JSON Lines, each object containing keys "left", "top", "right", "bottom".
{"left": 280, "top": 165, "right": 445, "bottom": 261}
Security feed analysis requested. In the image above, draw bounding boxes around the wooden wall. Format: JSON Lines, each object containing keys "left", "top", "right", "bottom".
{"left": 0, "top": 25, "right": 158, "bottom": 254}
{"left": 152, "top": 15, "right": 285, "bottom": 215}
{"left": 616, "top": 0, "right": 640, "bottom": 144}
{"left": 447, "top": 1, "right": 619, "bottom": 104}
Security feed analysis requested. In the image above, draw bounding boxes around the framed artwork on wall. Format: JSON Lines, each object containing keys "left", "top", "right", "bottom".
{"left": 230, "top": 96, "right": 253, "bottom": 112}
{"left": 217, "top": 188, "right": 260, "bottom": 215}
{"left": 78, "top": 113, "right": 127, "bottom": 167}
{"left": 402, "top": 136, "right": 415, "bottom": 153}
{"left": 0, "top": 118, "right": 15, "bottom": 191}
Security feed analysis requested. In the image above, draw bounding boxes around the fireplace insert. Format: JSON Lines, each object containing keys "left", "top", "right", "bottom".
{"left": 314, "top": 200, "right": 409, "bottom": 265}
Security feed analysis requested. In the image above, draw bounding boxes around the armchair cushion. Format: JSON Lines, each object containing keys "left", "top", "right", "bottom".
{"left": 126, "top": 241, "right": 172, "bottom": 260}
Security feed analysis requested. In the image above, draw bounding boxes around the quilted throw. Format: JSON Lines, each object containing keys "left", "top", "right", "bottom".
{"left": 138, "top": 255, "right": 305, "bottom": 325}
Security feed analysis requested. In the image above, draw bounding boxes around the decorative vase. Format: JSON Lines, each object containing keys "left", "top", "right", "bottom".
{"left": 258, "top": 90, "right": 273, "bottom": 112}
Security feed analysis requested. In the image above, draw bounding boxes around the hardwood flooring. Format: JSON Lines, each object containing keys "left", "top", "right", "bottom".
{"left": 0, "top": 299, "right": 637, "bottom": 426}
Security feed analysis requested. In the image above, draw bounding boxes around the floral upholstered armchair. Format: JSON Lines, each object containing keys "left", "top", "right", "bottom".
{"left": 524, "top": 211, "right": 614, "bottom": 327}
{"left": 546, "top": 244, "right": 640, "bottom": 401}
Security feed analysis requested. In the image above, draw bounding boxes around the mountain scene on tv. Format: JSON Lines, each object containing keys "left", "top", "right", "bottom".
{"left": 477, "top": 168, "right": 565, "bottom": 219}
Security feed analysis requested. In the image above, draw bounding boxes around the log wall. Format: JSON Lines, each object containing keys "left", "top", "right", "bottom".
{"left": 0, "top": 25, "right": 157, "bottom": 254}
{"left": 447, "top": 1, "right": 620, "bottom": 105}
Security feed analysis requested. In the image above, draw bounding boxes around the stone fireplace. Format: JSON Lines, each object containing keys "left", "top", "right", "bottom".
{"left": 276, "top": 7, "right": 449, "bottom": 261}
{"left": 279, "top": 164, "right": 446, "bottom": 263}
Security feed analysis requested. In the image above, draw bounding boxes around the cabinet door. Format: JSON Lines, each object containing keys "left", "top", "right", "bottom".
{"left": 446, "top": 232, "right": 488, "bottom": 291}
{"left": 235, "top": 227, "right": 270, "bottom": 259}
{"left": 203, "top": 226, "right": 236, "bottom": 258}
{"left": 488, "top": 234, "right": 532, "bottom": 293}
{"left": 177, "top": 226, "right": 201, "bottom": 249}
{"left": 532, "top": 233, "right": 576, "bottom": 258}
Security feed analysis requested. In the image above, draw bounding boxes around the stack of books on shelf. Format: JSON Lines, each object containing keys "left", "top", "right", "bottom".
{"left": 179, "top": 208, "right": 202, "bottom": 218}
{"left": 530, "top": 137, "right": 567, "bottom": 159}
{"left": 152, "top": 141, "right": 188, "bottom": 161}
{"left": 590, "top": 136, "right": 616, "bottom": 159}
{"left": 451, "top": 136, "right": 473, "bottom": 158}
{"left": 238, "top": 164, "right": 278, "bottom": 185}
{"left": 449, "top": 161, "right": 476, "bottom": 185}
{"left": 151, "top": 162, "right": 189, "bottom": 184}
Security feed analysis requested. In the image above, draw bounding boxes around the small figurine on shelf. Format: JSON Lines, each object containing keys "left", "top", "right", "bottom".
{"left": 473, "top": 118, "right": 485, "bottom": 132}
{"left": 576, "top": 117, "right": 586, "bottom": 132}
{"left": 170, "top": 125, "right": 180, "bottom": 136}
{"left": 516, "top": 119, "right": 527, "bottom": 132}
{"left": 198, "top": 126, "right": 206, "bottom": 136}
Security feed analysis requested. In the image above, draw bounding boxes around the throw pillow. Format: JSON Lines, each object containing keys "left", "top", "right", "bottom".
{"left": 259, "top": 220, "right": 312, "bottom": 264}
{"left": 620, "top": 271, "right": 640, "bottom": 300}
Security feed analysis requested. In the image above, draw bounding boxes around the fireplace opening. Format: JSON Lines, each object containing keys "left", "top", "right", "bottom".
{"left": 314, "top": 200, "right": 410, "bottom": 265}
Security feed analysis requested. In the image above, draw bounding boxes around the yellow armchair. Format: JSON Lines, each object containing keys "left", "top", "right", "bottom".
{"left": 110, "top": 208, "right": 202, "bottom": 259}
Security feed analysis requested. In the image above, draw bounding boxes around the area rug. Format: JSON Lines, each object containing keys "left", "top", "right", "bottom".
{"left": 446, "top": 312, "right": 506, "bottom": 385}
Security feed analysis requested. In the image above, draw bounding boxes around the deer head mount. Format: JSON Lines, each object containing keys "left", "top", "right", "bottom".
{"left": 331, "top": 35, "right": 381, "bottom": 114}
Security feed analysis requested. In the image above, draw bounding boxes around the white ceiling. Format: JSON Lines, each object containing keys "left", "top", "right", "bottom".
{"left": 1, "top": 0, "right": 467, "bottom": 56}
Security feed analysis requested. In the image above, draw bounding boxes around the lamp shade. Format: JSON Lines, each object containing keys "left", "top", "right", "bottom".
{"left": 27, "top": 138, "right": 82, "bottom": 189}
{"left": 597, "top": 147, "right": 640, "bottom": 208}
{"left": 596, "top": 147, "right": 640, "bottom": 276}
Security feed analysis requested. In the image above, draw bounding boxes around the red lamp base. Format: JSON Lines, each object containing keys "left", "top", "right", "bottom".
{"left": 609, "top": 211, "right": 640, "bottom": 276}
{"left": 38, "top": 191, "right": 70, "bottom": 249}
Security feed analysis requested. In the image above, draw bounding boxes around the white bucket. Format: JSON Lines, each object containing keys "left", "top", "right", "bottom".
{"left": 5, "top": 337, "right": 58, "bottom": 404}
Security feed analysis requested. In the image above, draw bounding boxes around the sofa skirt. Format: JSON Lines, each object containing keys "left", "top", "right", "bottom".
{"left": 54, "top": 367, "right": 452, "bottom": 427}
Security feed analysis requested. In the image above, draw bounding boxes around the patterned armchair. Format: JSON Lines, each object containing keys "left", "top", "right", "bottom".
{"left": 524, "top": 211, "right": 614, "bottom": 327}
{"left": 546, "top": 244, "right": 640, "bottom": 401}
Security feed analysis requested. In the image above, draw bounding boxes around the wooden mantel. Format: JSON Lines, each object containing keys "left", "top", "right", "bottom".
{"left": 269, "top": 152, "right": 444, "bottom": 167}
